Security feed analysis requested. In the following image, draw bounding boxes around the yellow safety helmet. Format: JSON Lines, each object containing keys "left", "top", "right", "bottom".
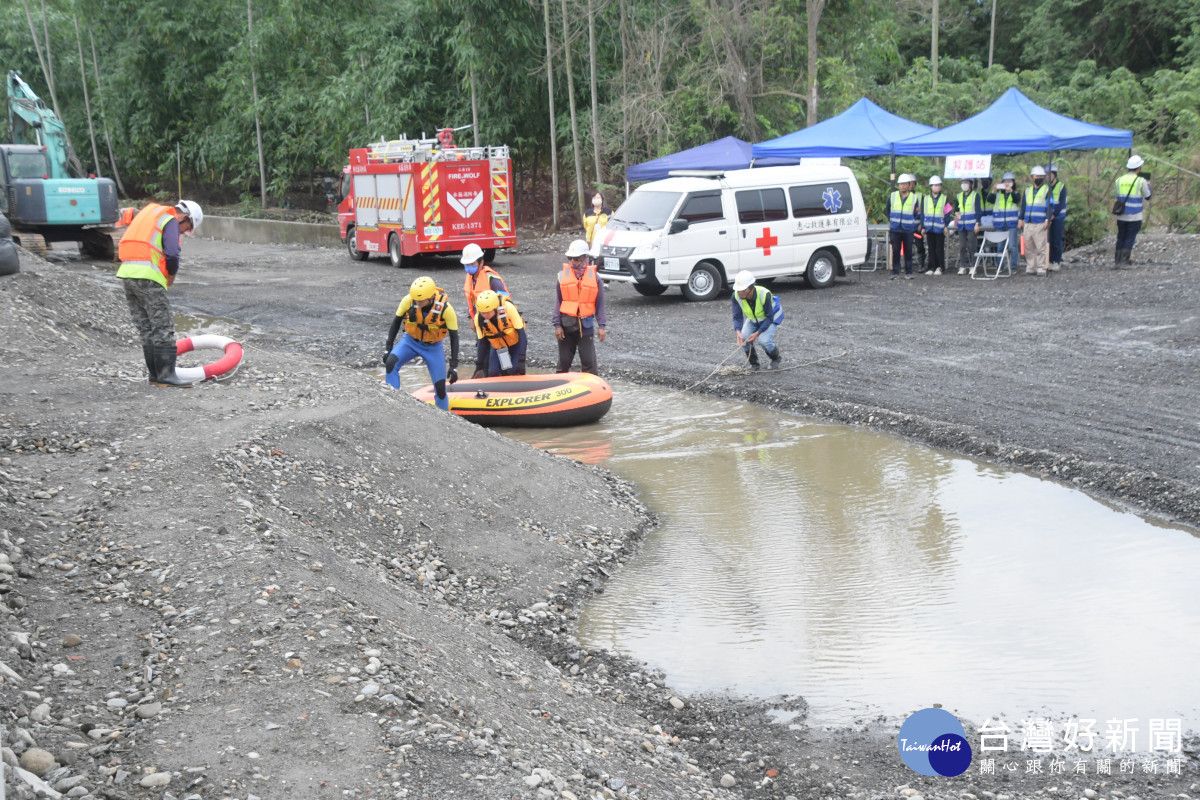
{"left": 410, "top": 276, "right": 438, "bottom": 302}
{"left": 476, "top": 290, "right": 501, "bottom": 314}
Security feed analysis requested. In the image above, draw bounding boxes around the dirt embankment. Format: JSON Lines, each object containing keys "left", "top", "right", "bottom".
{"left": 2, "top": 231, "right": 1200, "bottom": 800}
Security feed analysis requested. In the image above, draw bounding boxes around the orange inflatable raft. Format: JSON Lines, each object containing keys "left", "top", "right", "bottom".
{"left": 411, "top": 373, "right": 612, "bottom": 427}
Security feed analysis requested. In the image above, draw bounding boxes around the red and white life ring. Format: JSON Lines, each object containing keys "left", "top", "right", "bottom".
{"left": 175, "top": 335, "right": 243, "bottom": 382}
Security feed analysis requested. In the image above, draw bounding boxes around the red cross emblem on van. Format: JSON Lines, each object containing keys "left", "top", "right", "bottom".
{"left": 755, "top": 228, "right": 778, "bottom": 256}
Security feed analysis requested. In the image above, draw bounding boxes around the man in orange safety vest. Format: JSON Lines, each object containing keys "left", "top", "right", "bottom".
{"left": 115, "top": 200, "right": 204, "bottom": 387}
{"left": 553, "top": 239, "right": 607, "bottom": 374}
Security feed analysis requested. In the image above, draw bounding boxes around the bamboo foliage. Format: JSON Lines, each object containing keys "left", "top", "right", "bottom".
{"left": 0, "top": 0, "right": 1198, "bottom": 233}
{"left": 560, "top": 0, "right": 585, "bottom": 219}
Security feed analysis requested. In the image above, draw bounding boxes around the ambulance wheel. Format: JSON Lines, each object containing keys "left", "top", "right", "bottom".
{"left": 388, "top": 234, "right": 411, "bottom": 268}
{"left": 483, "top": 248, "right": 496, "bottom": 264}
{"left": 805, "top": 249, "right": 837, "bottom": 289}
{"left": 681, "top": 262, "right": 723, "bottom": 302}
{"left": 633, "top": 283, "right": 668, "bottom": 296}
{"left": 347, "top": 227, "right": 368, "bottom": 261}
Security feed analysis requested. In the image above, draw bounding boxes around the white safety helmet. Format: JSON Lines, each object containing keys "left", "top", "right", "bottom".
{"left": 1030, "top": 165, "right": 1046, "bottom": 176}
{"left": 897, "top": 173, "right": 916, "bottom": 185}
{"left": 1002, "top": 172, "right": 1016, "bottom": 181}
{"left": 732, "top": 270, "right": 756, "bottom": 292}
{"left": 175, "top": 200, "right": 203, "bottom": 235}
{"left": 928, "top": 175, "right": 942, "bottom": 186}
{"left": 566, "top": 239, "right": 590, "bottom": 258}
{"left": 460, "top": 243, "right": 484, "bottom": 265}
{"left": 1126, "top": 155, "right": 1144, "bottom": 170}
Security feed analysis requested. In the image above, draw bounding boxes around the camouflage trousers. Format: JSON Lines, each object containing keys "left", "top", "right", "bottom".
{"left": 122, "top": 278, "right": 176, "bottom": 348}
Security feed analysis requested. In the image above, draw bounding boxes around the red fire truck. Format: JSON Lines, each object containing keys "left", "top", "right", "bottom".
{"left": 337, "top": 130, "right": 516, "bottom": 267}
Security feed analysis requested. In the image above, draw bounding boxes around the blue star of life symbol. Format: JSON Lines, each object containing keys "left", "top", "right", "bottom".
{"left": 822, "top": 186, "right": 843, "bottom": 214}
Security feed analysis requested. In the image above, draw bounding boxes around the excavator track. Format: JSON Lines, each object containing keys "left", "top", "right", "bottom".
{"left": 80, "top": 229, "right": 118, "bottom": 262}
{"left": 15, "top": 232, "right": 49, "bottom": 258}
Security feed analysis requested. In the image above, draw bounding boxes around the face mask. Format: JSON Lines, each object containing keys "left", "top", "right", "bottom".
{"left": 464, "top": 263, "right": 478, "bottom": 275}
{"left": 1033, "top": 177, "right": 1044, "bottom": 186}
{"left": 961, "top": 183, "right": 971, "bottom": 192}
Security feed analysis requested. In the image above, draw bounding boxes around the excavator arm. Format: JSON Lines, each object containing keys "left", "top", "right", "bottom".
{"left": 6, "top": 70, "right": 82, "bottom": 179}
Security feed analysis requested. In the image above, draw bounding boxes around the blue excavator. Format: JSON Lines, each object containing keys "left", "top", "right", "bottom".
{"left": 3, "top": 70, "right": 120, "bottom": 258}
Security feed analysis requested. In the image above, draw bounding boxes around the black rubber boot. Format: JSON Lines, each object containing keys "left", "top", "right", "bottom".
{"left": 142, "top": 344, "right": 156, "bottom": 382}
{"left": 151, "top": 344, "right": 194, "bottom": 388}
{"left": 1113, "top": 245, "right": 1123, "bottom": 269}
{"left": 768, "top": 346, "right": 782, "bottom": 370}
{"left": 746, "top": 346, "right": 760, "bottom": 371}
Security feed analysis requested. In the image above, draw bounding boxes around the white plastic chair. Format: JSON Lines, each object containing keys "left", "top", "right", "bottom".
{"left": 972, "top": 229, "right": 1012, "bottom": 280}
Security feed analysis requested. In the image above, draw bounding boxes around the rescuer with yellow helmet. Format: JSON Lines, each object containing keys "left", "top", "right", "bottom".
{"left": 383, "top": 276, "right": 459, "bottom": 410}
{"left": 472, "top": 290, "right": 527, "bottom": 378}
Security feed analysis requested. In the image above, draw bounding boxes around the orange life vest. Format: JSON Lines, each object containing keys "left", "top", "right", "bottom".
{"left": 116, "top": 203, "right": 177, "bottom": 286}
{"left": 558, "top": 263, "right": 598, "bottom": 319}
{"left": 476, "top": 304, "right": 522, "bottom": 349}
{"left": 404, "top": 291, "right": 450, "bottom": 344}
{"left": 464, "top": 266, "right": 510, "bottom": 318}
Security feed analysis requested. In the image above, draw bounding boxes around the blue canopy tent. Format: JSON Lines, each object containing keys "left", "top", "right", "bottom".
{"left": 625, "top": 136, "right": 797, "bottom": 184}
{"left": 751, "top": 98, "right": 937, "bottom": 160}
{"left": 893, "top": 88, "right": 1132, "bottom": 155}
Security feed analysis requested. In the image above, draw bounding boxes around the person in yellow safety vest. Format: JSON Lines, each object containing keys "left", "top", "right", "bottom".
{"left": 583, "top": 191, "right": 612, "bottom": 248}
{"left": 731, "top": 270, "right": 782, "bottom": 370}
{"left": 888, "top": 174, "right": 922, "bottom": 279}
{"left": 383, "top": 276, "right": 460, "bottom": 411}
{"left": 1113, "top": 155, "right": 1151, "bottom": 269}
{"left": 986, "top": 172, "right": 1021, "bottom": 271}
{"left": 1018, "top": 165, "right": 1057, "bottom": 276}
{"left": 922, "top": 176, "right": 951, "bottom": 275}
{"left": 954, "top": 178, "right": 982, "bottom": 275}
{"left": 115, "top": 200, "right": 204, "bottom": 387}
{"left": 1047, "top": 164, "right": 1068, "bottom": 269}
{"left": 460, "top": 242, "right": 512, "bottom": 319}
{"left": 554, "top": 239, "right": 607, "bottom": 374}
{"left": 472, "top": 290, "right": 527, "bottom": 378}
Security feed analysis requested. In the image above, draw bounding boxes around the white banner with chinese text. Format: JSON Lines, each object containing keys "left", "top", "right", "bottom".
{"left": 944, "top": 155, "right": 993, "bottom": 179}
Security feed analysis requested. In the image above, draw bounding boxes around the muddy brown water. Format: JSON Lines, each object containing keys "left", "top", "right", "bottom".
{"left": 174, "top": 312, "right": 257, "bottom": 337}
{"left": 500, "top": 380, "right": 1200, "bottom": 732}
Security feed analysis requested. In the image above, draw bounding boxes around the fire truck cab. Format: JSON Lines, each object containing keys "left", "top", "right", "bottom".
{"left": 337, "top": 132, "right": 516, "bottom": 267}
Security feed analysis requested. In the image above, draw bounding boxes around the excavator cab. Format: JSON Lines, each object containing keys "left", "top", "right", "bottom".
{"left": 0, "top": 146, "right": 48, "bottom": 216}
{"left": 2, "top": 147, "right": 49, "bottom": 181}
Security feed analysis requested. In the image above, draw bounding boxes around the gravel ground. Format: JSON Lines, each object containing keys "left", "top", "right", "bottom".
{"left": 2, "top": 227, "right": 1199, "bottom": 800}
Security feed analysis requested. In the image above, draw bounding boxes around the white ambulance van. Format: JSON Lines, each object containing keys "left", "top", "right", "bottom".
{"left": 594, "top": 165, "right": 868, "bottom": 300}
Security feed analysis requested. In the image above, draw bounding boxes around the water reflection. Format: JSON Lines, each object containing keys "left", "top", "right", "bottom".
{"left": 503, "top": 382, "right": 1200, "bottom": 729}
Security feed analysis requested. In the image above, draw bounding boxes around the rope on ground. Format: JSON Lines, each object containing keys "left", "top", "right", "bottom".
{"left": 652, "top": 345, "right": 849, "bottom": 402}
{"left": 741, "top": 349, "right": 848, "bottom": 374}
{"left": 649, "top": 344, "right": 746, "bottom": 402}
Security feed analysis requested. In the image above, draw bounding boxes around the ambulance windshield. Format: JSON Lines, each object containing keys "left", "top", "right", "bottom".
{"left": 608, "top": 191, "right": 682, "bottom": 232}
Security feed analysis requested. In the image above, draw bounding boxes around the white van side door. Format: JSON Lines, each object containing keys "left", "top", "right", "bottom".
{"left": 735, "top": 187, "right": 793, "bottom": 276}
{"left": 789, "top": 180, "right": 862, "bottom": 267}
{"left": 662, "top": 190, "right": 732, "bottom": 283}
